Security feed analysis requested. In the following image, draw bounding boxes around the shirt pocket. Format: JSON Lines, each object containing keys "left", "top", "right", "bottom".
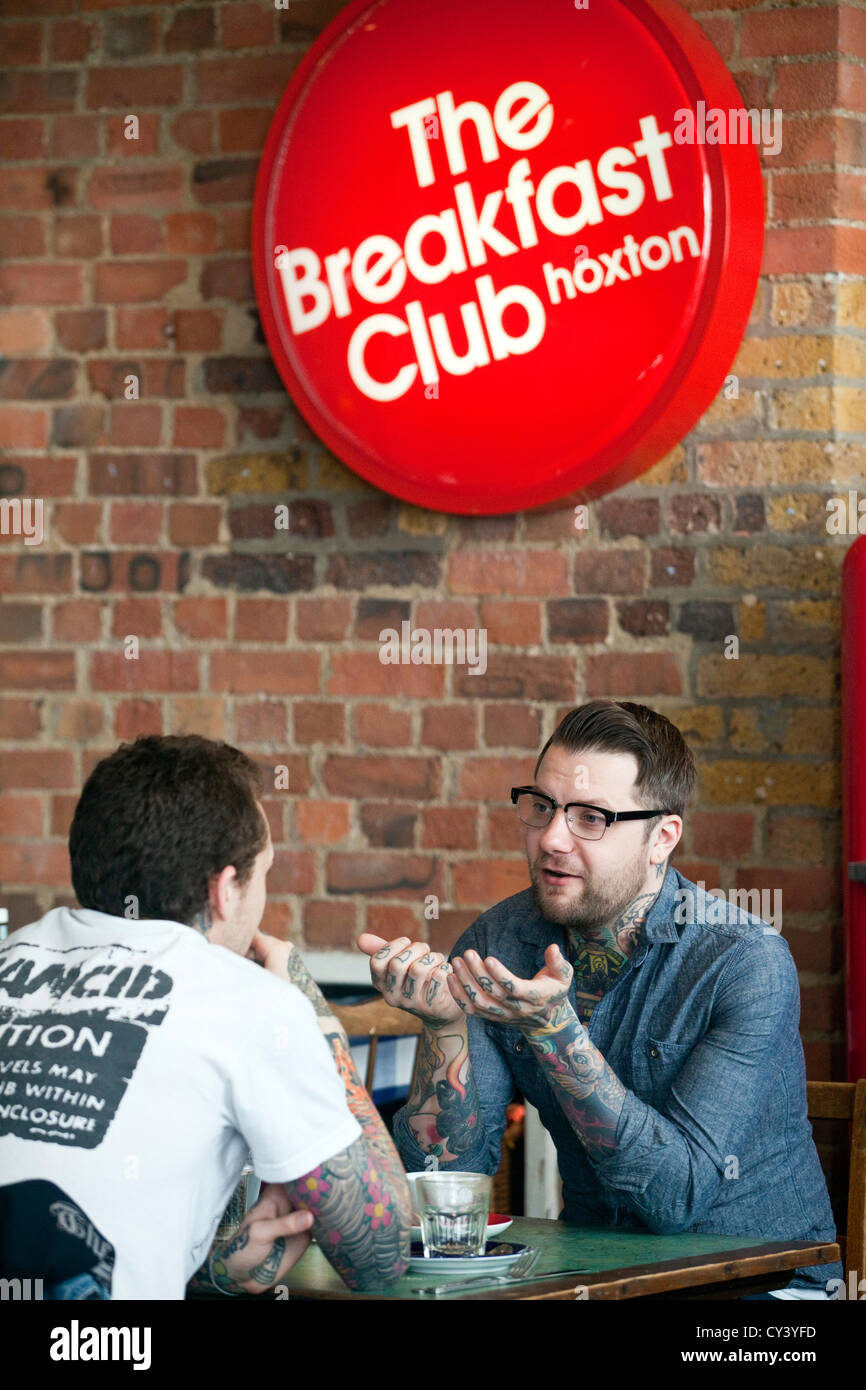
{"left": 642, "top": 1034, "right": 693, "bottom": 1105}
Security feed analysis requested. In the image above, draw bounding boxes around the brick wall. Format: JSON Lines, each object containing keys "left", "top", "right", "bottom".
{"left": 1, "top": 1, "right": 864, "bottom": 1081}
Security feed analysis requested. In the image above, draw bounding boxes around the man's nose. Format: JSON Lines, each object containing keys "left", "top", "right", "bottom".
{"left": 537, "top": 807, "right": 577, "bottom": 855}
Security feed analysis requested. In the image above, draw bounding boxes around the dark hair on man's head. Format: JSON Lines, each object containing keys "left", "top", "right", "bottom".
{"left": 69, "top": 735, "right": 267, "bottom": 925}
{"left": 535, "top": 700, "right": 696, "bottom": 829}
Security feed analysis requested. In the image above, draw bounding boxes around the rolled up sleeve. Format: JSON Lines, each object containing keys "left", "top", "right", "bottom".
{"left": 587, "top": 933, "right": 800, "bottom": 1234}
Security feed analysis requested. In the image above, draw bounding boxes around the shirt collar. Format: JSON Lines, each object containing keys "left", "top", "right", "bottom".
{"left": 517, "top": 862, "right": 683, "bottom": 948}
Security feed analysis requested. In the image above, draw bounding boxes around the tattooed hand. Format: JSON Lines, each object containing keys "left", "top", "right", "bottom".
{"left": 358, "top": 933, "right": 463, "bottom": 1026}
{"left": 208, "top": 1182, "right": 314, "bottom": 1295}
{"left": 448, "top": 943, "right": 574, "bottom": 1030}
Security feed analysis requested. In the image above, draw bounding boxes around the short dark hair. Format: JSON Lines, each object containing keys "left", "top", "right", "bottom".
{"left": 535, "top": 699, "right": 696, "bottom": 828}
{"left": 69, "top": 735, "right": 267, "bottom": 924}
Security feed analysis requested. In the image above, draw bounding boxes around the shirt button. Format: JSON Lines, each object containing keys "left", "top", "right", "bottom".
{"left": 649, "top": 1046, "right": 659, "bottom": 1058}
{"left": 515, "top": 1039, "right": 525, "bottom": 1054}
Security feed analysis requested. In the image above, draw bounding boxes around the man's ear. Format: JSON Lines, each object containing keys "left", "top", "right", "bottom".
{"left": 650, "top": 815, "right": 682, "bottom": 865}
{"left": 208, "top": 863, "right": 239, "bottom": 924}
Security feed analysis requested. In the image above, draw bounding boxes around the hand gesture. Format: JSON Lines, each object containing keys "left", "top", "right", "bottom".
{"left": 357, "top": 933, "right": 464, "bottom": 1026}
{"left": 213, "top": 1183, "right": 315, "bottom": 1295}
{"left": 448, "top": 943, "right": 574, "bottom": 1030}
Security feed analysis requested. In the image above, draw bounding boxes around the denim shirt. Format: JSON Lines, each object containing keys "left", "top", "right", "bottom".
{"left": 393, "top": 866, "right": 842, "bottom": 1291}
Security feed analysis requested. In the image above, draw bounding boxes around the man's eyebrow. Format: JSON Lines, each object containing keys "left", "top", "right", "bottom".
{"left": 532, "top": 785, "right": 613, "bottom": 810}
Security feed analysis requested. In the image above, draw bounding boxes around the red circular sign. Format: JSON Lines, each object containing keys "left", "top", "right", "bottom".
{"left": 253, "top": 0, "right": 764, "bottom": 514}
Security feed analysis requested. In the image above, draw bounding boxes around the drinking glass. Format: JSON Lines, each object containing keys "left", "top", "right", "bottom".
{"left": 416, "top": 1171, "right": 492, "bottom": 1258}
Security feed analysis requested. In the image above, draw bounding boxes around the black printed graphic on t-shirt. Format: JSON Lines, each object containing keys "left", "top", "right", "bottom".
{"left": 0, "top": 943, "right": 172, "bottom": 1150}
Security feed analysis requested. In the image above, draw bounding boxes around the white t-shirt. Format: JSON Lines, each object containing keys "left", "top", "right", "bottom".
{"left": 0, "top": 908, "right": 361, "bottom": 1299}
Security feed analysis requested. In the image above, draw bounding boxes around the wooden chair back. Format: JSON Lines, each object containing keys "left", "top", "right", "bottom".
{"left": 807, "top": 1078, "right": 866, "bottom": 1283}
{"left": 331, "top": 997, "right": 423, "bottom": 1094}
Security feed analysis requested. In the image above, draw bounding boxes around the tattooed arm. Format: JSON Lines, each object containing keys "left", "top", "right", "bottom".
{"left": 248, "top": 931, "right": 412, "bottom": 1289}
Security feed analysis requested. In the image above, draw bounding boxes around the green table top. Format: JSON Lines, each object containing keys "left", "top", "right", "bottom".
{"left": 280, "top": 1216, "right": 824, "bottom": 1300}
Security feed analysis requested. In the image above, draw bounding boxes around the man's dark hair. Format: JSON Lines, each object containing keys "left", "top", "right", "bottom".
{"left": 69, "top": 735, "right": 267, "bottom": 924}
{"left": 535, "top": 699, "right": 697, "bottom": 831}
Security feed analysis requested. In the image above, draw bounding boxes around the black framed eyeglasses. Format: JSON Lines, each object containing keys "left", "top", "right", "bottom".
{"left": 510, "top": 787, "right": 672, "bottom": 841}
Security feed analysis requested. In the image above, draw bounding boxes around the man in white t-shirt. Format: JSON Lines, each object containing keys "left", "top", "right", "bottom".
{"left": 0, "top": 734, "right": 412, "bottom": 1299}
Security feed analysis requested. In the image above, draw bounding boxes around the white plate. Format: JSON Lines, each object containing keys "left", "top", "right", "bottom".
{"left": 411, "top": 1217, "right": 513, "bottom": 1241}
{"left": 407, "top": 1238, "right": 525, "bottom": 1276}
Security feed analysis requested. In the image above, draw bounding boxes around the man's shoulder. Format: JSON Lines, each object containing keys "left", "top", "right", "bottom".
{"left": 670, "top": 869, "right": 783, "bottom": 939}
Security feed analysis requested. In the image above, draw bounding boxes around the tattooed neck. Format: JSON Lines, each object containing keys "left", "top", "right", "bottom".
{"left": 567, "top": 887, "right": 660, "bottom": 962}
{"left": 193, "top": 906, "right": 213, "bottom": 938}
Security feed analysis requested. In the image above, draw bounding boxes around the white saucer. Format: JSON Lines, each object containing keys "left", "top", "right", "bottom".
{"left": 407, "top": 1237, "right": 524, "bottom": 1276}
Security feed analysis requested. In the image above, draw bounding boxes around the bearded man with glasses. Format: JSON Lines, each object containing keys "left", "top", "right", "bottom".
{"left": 359, "top": 698, "right": 841, "bottom": 1299}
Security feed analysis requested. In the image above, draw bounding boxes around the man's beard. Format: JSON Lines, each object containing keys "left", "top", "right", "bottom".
{"left": 529, "top": 846, "right": 649, "bottom": 935}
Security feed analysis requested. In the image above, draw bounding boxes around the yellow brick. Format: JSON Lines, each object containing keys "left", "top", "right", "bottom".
{"left": 739, "top": 598, "right": 765, "bottom": 641}
{"left": 206, "top": 451, "right": 308, "bottom": 495}
{"left": 317, "top": 451, "right": 376, "bottom": 492}
{"left": 733, "top": 335, "right": 832, "bottom": 379}
{"left": 749, "top": 279, "right": 766, "bottom": 325}
{"left": 834, "top": 387, "right": 866, "bottom": 434}
{"left": 698, "top": 440, "right": 835, "bottom": 486}
{"left": 835, "top": 335, "right": 866, "bottom": 378}
{"left": 767, "top": 492, "right": 830, "bottom": 532}
{"left": 397, "top": 503, "right": 447, "bottom": 535}
{"left": 837, "top": 281, "right": 866, "bottom": 328}
{"left": 765, "top": 815, "right": 824, "bottom": 863}
{"left": 729, "top": 708, "right": 764, "bottom": 752}
{"left": 772, "top": 282, "right": 834, "bottom": 328}
{"left": 666, "top": 703, "right": 724, "bottom": 746}
{"left": 826, "top": 442, "right": 866, "bottom": 484}
{"left": 782, "top": 706, "right": 838, "bottom": 756}
{"left": 774, "top": 599, "right": 839, "bottom": 640}
{"left": 770, "top": 387, "right": 832, "bottom": 431}
{"left": 700, "top": 759, "right": 838, "bottom": 808}
{"left": 697, "top": 387, "right": 762, "bottom": 432}
{"left": 168, "top": 697, "right": 226, "bottom": 741}
{"left": 697, "top": 652, "right": 837, "bottom": 699}
{"left": 639, "top": 444, "right": 687, "bottom": 486}
{"left": 708, "top": 545, "right": 843, "bottom": 594}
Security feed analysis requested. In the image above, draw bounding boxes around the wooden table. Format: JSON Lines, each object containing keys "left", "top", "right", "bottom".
{"left": 276, "top": 1217, "right": 840, "bottom": 1300}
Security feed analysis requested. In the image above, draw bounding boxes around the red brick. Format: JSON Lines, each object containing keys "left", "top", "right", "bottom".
{"left": 774, "top": 61, "right": 841, "bottom": 113}
{"left": 295, "top": 800, "right": 350, "bottom": 846}
{"left": 52, "top": 504, "right": 102, "bottom": 546}
{"left": 799, "top": 983, "right": 845, "bottom": 1034}
{"left": 364, "top": 905, "right": 420, "bottom": 940}
{"left": 0, "top": 406, "right": 48, "bottom": 448}
{"left": 54, "top": 699, "right": 104, "bottom": 742}
{"left": 295, "top": 597, "right": 351, "bottom": 642}
{"left": 168, "top": 503, "right": 221, "bottom": 546}
{"left": 293, "top": 701, "right": 345, "bottom": 746}
{"left": 51, "top": 402, "right": 105, "bottom": 448}
{"left": 105, "top": 114, "right": 160, "bottom": 159}
{"left": 0, "top": 843, "right": 70, "bottom": 886}
{"left": 0, "top": 652, "right": 73, "bottom": 692}
{"left": 54, "top": 215, "right": 101, "bottom": 257}
{"left": 115, "top": 307, "right": 170, "bottom": 349}
{"left": 268, "top": 850, "right": 315, "bottom": 896}
{"left": 174, "top": 597, "right": 228, "bottom": 640}
{"left": 217, "top": 107, "right": 273, "bottom": 153}
{"left": 210, "top": 651, "right": 319, "bottom": 694}
{"left": 651, "top": 549, "right": 695, "bottom": 587}
{"left": 421, "top": 705, "right": 477, "bottom": 749}
{"left": 327, "top": 651, "right": 445, "bottom": 698}
{"left": 360, "top": 803, "right": 416, "bottom": 849}
{"left": 414, "top": 601, "right": 478, "bottom": 632}
{"left": 222, "top": 2, "right": 274, "bottom": 49}
{"left": 234, "top": 598, "right": 288, "bottom": 642}
{"left": 172, "top": 405, "right": 225, "bottom": 448}
{"left": 110, "top": 214, "right": 160, "bottom": 255}
{"left": 258, "top": 901, "right": 294, "bottom": 941}
{"left": 302, "top": 900, "right": 356, "bottom": 950}
{"left": 488, "top": 806, "right": 522, "bottom": 852}
{"left": 787, "top": 929, "right": 840, "bottom": 976}
{"left": 0, "top": 794, "right": 43, "bottom": 838}
{"left": 51, "top": 115, "right": 99, "bottom": 159}
{"left": 165, "top": 5, "right": 215, "bottom": 52}
{"left": 0, "top": 699, "right": 42, "bottom": 738}
{"left": 115, "top": 699, "right": 163, "bottom": 739}
{"left": 93, "top": 260, "right": 186, "bottom": 303}
{"left": 326, "top": 852, "right": 439, "bottom": 897}
{"left": 90, "top": 651, "right": 199, "bottom": 692}
{"left": 0, "top": 554, "right": 71, "bottom": 594}
{"left": 0, "top": 309, "right": 51, "bottom": 353}
{"left": 428, "top": 910, "right": 479, "bottom": 956}
{"left": 196, "top": 55, "right": 298, "bottom": 104}
{"left": 165, "top": 212, "right": 218, "bottom": 255}
{"left": 479, "top": 598, "right": 542, "bottom": 646}
{"left": 574, "top": 549, "right": 646, "bottom": 594}
{"left": 449, "top": 551, "right": 569, "bottom": 596}
{"left": 55, "top": 309, "right": 106, "bottom": 352}
{"left": 109, "top": 404, "right": 162, "bottom": 447}
{"left": 86, "top": 65, "right": 184, "bottom": 109}
{"left": 172, "top": 112, "right": 213, "bottom": 156}
{"left": 108, "top": 502, "right": 163, "bottom": 545}
{"left": 236, "top": 407, "right": 288, "bottom": 443}
{"left": 0, "top": 217, "right": 45, "bottom": 259}
{"left": 111, "top": 597, "right": 162, "bottom": 640}
{"left": 736, "top": 868, "right": 838, "bottom": 916}
{"left": 458, "top": 757, "right": 535, "bottom": 799}
{"left": 3, "top": 20, "right": 43, "bottom": 65}
{"left": 3, "top": 70, "right": 76, "bottom": 113}
{"left": 691, "top": 811, "right": 755, "bottom": 859}
{"left": 0, "top": 264, "right": 82, "bottom": 305}
{"left": 0, "top": 359, "right": 75, "bottom": 403}
{"left": 192, "top": 159, "right": 257, "bottom": 205}
{"left": 585, "top": 652, "right": 682, "bottom": 696}
{"left": 50, "top": 18, "right": 94, "bottom": 63}
{"left": 173, "top": 308, "right": 221, "bottom": 351}
{"left": 168, "top": 695, "right": 226, "bottom": 741}
{"left": 548, "top": 599, "right": 609, "bottom": 644}
{"left": 0, "top": 118, "right": 45, "bottom": 159}
{"left": 483, "top": 704, "right": 540, "bottom": 748}
{"left": 453, "top": 859, "right": 529, "bottom": 906}
{"left": 353, "top": 703, "right": 412, "bottom": 747}
{"left": 220, "top": 206, "right": 251, "bottom": 252}
{"left": 235, "top": 701, "right": 286, "bottom": 743}
{"left": 324, "top": 756, "right": 440, "bottom": 801}
{"left": 50, "top": 793, "right": 78, "bottom": 839}
{"left": 52, "top": 599, "right": 102, "bottom": 642}
{"left": 89, "top": 453, "right": 196, "bottom": 496}
{"left": 0, "top": 751, "right": 75, "bottom": 791}
{"left": 200, "top": 257, "right": 254, "bottom": 298}
{"left": 421, "top": 806, "right": 478, "bottom": 851}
